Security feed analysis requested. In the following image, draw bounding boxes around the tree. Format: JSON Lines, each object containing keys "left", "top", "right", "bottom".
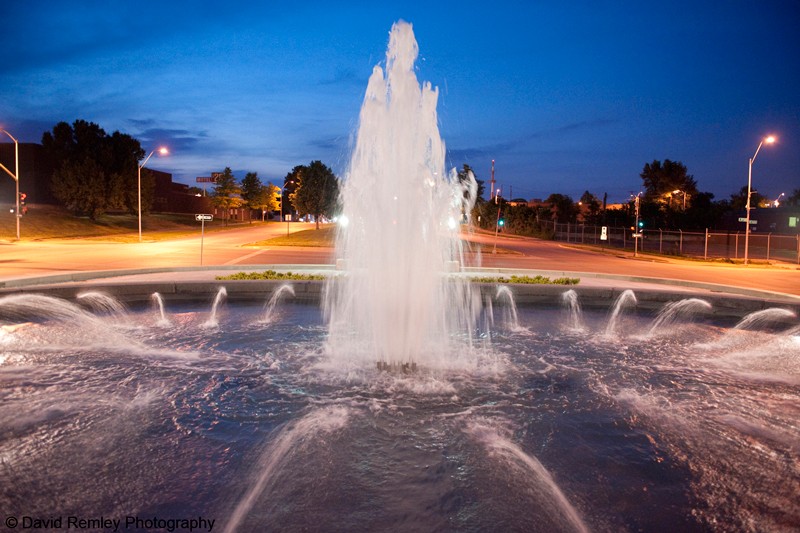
{"left": 240, "top": 172, "right": 264, "bottom": 223}
{"left": 545, "top": 193, "right": 578, "bottom": 223}
{"left": 786, "top": 189, "right": 800, "bottom": 207}
{"left": 282, "top": 167, "right": 302, "bottom": 218}
{"left": 41, "top": 120, "right": 145, "bottom": 219}
{"left": 579, "top": 190, "right": 601, "bottom": 224}
{"left": 249, "top": 183, "right": 280, "bottom": 221}
{"left": 729, "top": 185, "right": 767, "bottom": 211}
{"left": 288, "top": 160, "right": 340, "bottom": 229}
{"left": 640, "top": 160, "right": 698, "bottom": 206}
{"left": 211, "top": 167, "right": 243, "bottom": 226}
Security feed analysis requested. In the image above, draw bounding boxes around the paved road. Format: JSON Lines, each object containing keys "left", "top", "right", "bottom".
{"left": 0, "top": 223, "right": 798, "bottom": 296}
{"left": 464, "top": 231, "right": 800, "bottom": 296}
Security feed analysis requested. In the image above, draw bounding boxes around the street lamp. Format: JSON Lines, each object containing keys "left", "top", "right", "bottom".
{"left": 137, "top": 146, "right": 168, "bottom": 242}
{"left": 0, "top": 128, "right": 20, "bottom": 240}
{"left": 744, "top": 135, "right": 776, "bottom": 265}
{"left": 672, "top": 189, "right": 687, "bottom": 210}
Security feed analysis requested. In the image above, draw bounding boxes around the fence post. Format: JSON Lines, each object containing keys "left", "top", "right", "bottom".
{"left": 659, "top": 229, "right": 663, "bottom": 254}
{"left": 623, "top": 228, "right": 626, "bottom": 249}
{"left": 581, "top": 224, "right": 585, "bottom": 243}
{"left": 679, "top": 229, "right": 683, "bottom": 255}
{"left": 735, "top": 232, "right": 739, "bottom": 259}
{"left": 704, "top": 228, "right": 708, "bottom": 260}
{"left": 767, "top": 233, "right": 771, "bottom": 261}
{"left": 797, "top": 234, "right": 799, "bottom": 265}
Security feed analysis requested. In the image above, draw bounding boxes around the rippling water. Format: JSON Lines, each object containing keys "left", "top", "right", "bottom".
{"left": 1, "top": 299, "right": 798, "bottom": 532}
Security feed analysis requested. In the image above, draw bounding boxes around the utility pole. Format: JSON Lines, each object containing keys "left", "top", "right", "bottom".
{"left": 489, "top": 159, "right": 495, "bottom": 203}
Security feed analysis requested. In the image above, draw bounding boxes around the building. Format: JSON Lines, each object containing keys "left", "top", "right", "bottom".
{"left": 1, "top": 142, "right": 213, "bottom": 215}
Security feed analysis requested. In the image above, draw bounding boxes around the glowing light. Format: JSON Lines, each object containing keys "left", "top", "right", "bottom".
{"left": 338, "top": 214, "right": 349, "bottom": 227}
{"left": 447, "top": 216, "right": 456, "bottom": 230}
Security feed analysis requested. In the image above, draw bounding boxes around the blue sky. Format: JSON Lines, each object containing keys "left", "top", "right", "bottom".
{"left": 1, "top": 1, "right": 797, "bottom": 204}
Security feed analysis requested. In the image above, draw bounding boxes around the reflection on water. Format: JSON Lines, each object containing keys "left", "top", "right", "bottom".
{"left": 1, "top": 296, "right": 798, "bottom": 532}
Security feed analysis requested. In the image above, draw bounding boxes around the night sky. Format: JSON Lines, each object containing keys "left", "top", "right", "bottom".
{"left": 1, "top": 1, "right": 797, "bottom": 204}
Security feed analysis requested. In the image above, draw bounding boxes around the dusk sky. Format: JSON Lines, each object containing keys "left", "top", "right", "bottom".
{"left": 1, "top": 1, "right": 797, "bottom": 204}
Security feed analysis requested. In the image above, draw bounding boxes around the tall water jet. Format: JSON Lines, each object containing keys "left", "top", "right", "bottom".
{"left": 561, "top": 289, "right": 584, "bottom": 331}
{"left": 324, "top": 21, "right": 477, "bottom": 369}
{"left": 605, "top": 290, "right": 637, "bottom": 336}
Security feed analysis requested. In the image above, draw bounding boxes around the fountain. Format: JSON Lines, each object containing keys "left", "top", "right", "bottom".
{"left": 1, "top": 21, "right": 799, "bottom": 533}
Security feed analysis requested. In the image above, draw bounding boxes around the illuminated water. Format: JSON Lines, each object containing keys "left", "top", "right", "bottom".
{"left": 1, "top": 293, "right": 798, "bottom": 532}
{"left": 325, "top": 21, "right": 478, "bottom": 369}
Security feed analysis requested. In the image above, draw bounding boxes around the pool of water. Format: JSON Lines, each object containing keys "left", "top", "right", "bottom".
{"left": 1, "top": 294, "right": 798, "bottom": 532}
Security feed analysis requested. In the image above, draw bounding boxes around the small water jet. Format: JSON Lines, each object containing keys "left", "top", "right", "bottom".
{"left": 646, "top": 298, "right": 712, "bottom": 337}
{"left": 203, "top": 287, "right": 227, "bottom": 328}
{"left": 561, "top": 289, "right": 584, "bottom": 331}
{"left": 495, "top": 285, "right": 521, "bottom": 331}
{"left": 734, "top": 308, "right": 797, "bottom": 331}
{"left": 151, "top": 292, "right": 171, "bottom": 327}
{"left": 605, "top": 289, "right": 637, "bottom": 336}
{"left": 261, "top": 284, "right": 295, "bottom": 324}
{"left": 76, "top": 291, "right": 129, "bottom": 321}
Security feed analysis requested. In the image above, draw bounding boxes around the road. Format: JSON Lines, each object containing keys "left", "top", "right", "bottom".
{"left": 0, "top": 223, "right": 798, "bottom": 296}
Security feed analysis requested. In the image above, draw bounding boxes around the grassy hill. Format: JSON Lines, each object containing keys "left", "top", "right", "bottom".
{"left": 0, "top": 204, "right": 260, "bottom": 242}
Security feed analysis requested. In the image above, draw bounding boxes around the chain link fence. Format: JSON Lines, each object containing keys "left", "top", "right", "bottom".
{"left": 538, "top": 220, "right": 800, "bottom": 264}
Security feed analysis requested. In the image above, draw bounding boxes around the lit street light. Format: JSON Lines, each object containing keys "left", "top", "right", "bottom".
{"left": 0, "top": 128, "right": 20, "bottom": 241}
{"left": 138, "top": 146, "right": 168, "bottom": 242}
{"left": 672, "top": 189, "right": 688, "bottom": 210}
{"left": 744, "top": 135, "right": 776, "bottom": 265}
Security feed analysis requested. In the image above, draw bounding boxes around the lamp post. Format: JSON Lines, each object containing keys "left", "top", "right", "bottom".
{"left": 672, "top": 189, "right": 687, "bottom": 210}
{"left": 0, "top": 128, "right": 20, "bottom": 241}
{"left": 137, "top": 147, "right": 168, "bottom": 242}
{"left": 744, "top": 135, "right": 775, "bottom": 265}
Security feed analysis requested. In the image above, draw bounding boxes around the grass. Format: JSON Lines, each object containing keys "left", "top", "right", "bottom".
{"left": 471, "top": 275, "right": 580, "bottom": 285}
{"left": 0, "top": 204, "right": 266, "bottom": 242}
{"left": 216, "top": 271, "right": 580, "bottom": 285}
{"left": 248, "top": 226, "right": 337, "bottom": 247}
{"left": 216, "top": 270, "right": 327, "bottom": 281}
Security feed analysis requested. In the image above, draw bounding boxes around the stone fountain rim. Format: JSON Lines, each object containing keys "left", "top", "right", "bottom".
{"left": 0, "top": 265, "right": 797, "bottom": 320}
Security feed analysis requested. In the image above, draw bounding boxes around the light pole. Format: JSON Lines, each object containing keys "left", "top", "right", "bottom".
{"left": 672, "top": 189, "right": 687, "bottom": 210}
{"left": 137, "top": 147, "right": 168, "bottom": 242}
{"left": 744, "top": 135, "right": 776, "bottom": 265}
{"left": 0, "top": 128, "right": 20, "bottom": 240}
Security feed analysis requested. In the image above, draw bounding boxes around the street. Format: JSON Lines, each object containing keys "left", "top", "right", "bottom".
{"left": 0, "top": 223, "right": 798, "bottom": 296}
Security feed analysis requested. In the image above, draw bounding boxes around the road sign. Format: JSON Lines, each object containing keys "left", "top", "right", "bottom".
{"left": 633, "top": 233, "right": 642, "bottom": 238}
{"left": 195, "top": 214, "right": 213, "bottom": 221}
{"left": 600, "top": 226, "right": 608, "bottom": 241}
{"left": 738, "top": 217, "right": 757, "bottom": 224}
{"left": 196, "top": 177, "right": 216, "bottom": 183}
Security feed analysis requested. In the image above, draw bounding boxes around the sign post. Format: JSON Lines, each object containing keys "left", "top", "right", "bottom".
{"left": 285, "top": 213, "right": 291, "bottom": 236}
{"left": 195, "top": 214, "right": 213, "bottom": 265}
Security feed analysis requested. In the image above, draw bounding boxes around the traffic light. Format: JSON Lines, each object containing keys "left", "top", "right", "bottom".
{"left": 19, "top": 192, "right": 27, "bottom": 215}
{"left": 498, "top": 219, "right": 505, "bottom": 227}
{"left": 637, "top": 220, "right": 644, "bottom": 229}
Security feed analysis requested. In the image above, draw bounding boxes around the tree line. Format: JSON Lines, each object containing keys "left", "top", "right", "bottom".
{"left": 39, "top": 120, "right": 341, "bottom": 227}
{"left": 463, "top": 161, "right": 800, "bottom": 235}
{"left": 38, "top": 119, "right": 797, "bottom": 234}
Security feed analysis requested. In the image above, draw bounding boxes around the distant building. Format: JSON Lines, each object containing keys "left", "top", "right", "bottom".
{"left": 151, "top": 169, "right": 211, "bottom": 214}
{"left": 0, "top": 142, "right": 213, "bottom": 215}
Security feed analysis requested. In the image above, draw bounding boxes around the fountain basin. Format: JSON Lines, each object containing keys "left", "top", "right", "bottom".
{"left": 1, "top": 280, "right": 798, "bottom": 532}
